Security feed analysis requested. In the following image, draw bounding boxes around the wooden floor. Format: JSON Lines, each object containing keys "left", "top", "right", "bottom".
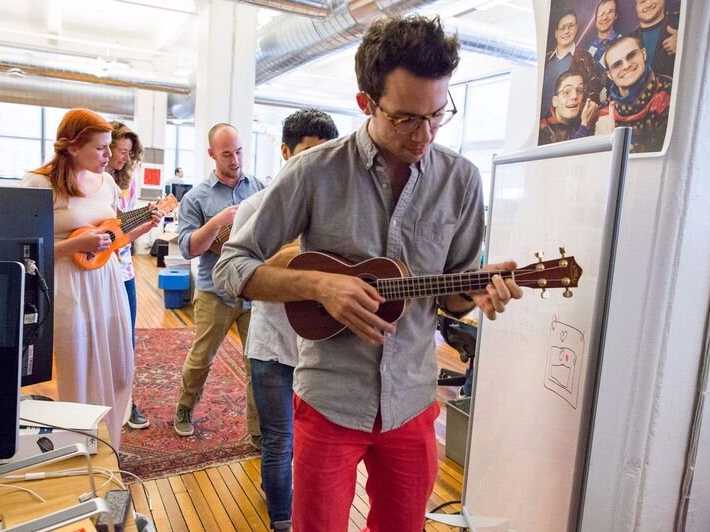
{"left": 25, "top": 254, "right": 468, "bottom": 531}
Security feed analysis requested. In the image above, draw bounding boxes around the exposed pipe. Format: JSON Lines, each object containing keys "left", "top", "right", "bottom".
{"left": 0, "top": 60, "right": 191, "bottom": 95}
{"left": 0, "top": 75, "right": 134, "bottom": 117}
{"left": 255, "top": 0, "right": 536, "bottom": 85}
{"left": 457, "top": 33, "right": 536, "bottom": 64}
{"left": 227, "top": 0, "right": 330, "bottom": 17}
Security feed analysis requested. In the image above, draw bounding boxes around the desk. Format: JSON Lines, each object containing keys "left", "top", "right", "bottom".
{"left": 0, "top": 425, "right": 137, "bottom": 531}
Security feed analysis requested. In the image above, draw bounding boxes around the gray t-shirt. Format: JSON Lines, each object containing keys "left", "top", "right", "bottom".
{"left": 226, "top": 189, "right": 298, "bottom": 367}
{"left": 214, "top": 123, "right": 484, "bottom": 432}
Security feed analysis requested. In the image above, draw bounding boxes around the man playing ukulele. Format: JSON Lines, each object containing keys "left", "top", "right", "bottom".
{"left": 215, "top": 16, "right": 522, "bottom": 532}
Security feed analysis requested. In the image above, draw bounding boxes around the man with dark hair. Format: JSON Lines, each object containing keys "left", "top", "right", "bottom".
{"left": 631, "top": 0, "right": 679, "bottom": 78}
{"left": 542, "top": 9, "right": 602, "bottom": 118}
{"left": 539, "top": 71, "right": 599, "bottom": 145}
{"left": 216, "top": 109, "right": 338, "bottom": 531}
{"left": 214, "top": 15, "right": 521, "bottom": 531}
{"left": 599, "top": 35, "right": 672, "bottom": 153}
{"left": 280, "top": 108, "right": 339, "bottom": 159}
{"left": 587, "top": 0, "right": 621, "bottom": 67}
{"left": 173, "top": 123, "right": 264, "bottom": 439}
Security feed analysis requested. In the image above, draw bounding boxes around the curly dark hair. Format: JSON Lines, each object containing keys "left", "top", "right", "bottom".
{"left": 109, "top": 121, "right": 143, "bottom": 190}
{"left": 355, "top": 15, "right": 460, "bottom": 103}
{"left": 282, "top": 108, "right": 339, "bottom": 151}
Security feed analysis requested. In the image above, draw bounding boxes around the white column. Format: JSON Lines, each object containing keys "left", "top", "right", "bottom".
{"left": 194, "top": 0, "right": 257, "bottom": 180}
{"left": 134, "top": 89, "right": 167, "bottom": 150}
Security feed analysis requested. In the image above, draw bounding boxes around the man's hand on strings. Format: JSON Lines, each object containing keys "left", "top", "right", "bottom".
{"left": 468, "top": 261, "right": 523, "bottom": 320}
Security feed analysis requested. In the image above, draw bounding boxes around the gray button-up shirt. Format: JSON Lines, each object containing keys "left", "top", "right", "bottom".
{"left": 178, "top": 170, "right": 263, "bottom": 307}
{"left": 214, "top": 123, "right": 484, "bottom": 432}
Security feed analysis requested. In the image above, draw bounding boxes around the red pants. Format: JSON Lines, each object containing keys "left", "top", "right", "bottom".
{"left": 292, "top": 396, "right": 440, "bottom": 532}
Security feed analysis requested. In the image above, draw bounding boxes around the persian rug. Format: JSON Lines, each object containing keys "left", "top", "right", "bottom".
{"left": 119, "top": 328, "right": 258, "bottom": 480}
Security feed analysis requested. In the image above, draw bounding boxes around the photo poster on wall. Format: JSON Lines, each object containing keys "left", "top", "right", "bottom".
{"left": 538, "top": 0, "right": 686, "bottom": 156}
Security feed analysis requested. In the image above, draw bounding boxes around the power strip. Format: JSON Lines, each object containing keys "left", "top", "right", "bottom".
{"left": 95, "top": 489, "right": 132, "bottom": 532}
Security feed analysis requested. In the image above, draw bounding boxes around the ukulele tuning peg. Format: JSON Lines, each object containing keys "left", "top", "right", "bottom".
{"left": 559, "top": 246, "right": 566, "bottom": 258}
{"left": 563, "top": 287, "right": 573, "bottom": 298}
{"left": 540, "top": 288, "right": 550, "bottom": 299}
{"left": 535, "top": 251, "right": 546, "bottom": 271}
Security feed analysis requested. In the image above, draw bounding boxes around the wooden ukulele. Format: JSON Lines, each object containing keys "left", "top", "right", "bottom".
{"left": 285, "top": 249, "right": 582, "bottom": 340}
{"left": 209, "top": 223, "right": 232, "bottom": 255}
{"left": 70, "top": 195, "right": 178, "bottom": 270}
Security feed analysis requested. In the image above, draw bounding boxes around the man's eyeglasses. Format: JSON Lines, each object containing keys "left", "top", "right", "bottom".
{"left": 558, "top": 86, "right": 585, "bottom": 98}
{"left": 367, "top": 91, "right": 458, "bottom": 134}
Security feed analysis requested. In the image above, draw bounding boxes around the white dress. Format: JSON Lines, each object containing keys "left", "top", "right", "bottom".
{"left": 22, "top": 172, "right": 134, "bottom": 447}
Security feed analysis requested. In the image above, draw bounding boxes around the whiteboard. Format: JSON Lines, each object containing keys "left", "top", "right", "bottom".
{"left": 461, "top": 129, "right": 631, "bottom": 532}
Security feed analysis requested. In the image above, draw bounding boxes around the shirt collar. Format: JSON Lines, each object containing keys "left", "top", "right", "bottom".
{"left": 355, "top": 119, "right": 427, "bottom": 174}
{"left": 555, "top": 43, "right": 576, "bottom": 60}
{"left": 356, "top": 121, "right": 378, "bottom": 170}
{"left": 208, "top": 170, "right": 248, "bottom": 188}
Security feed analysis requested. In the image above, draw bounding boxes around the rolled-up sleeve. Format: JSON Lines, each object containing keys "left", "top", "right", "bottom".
{"left": 214, "top": 157, "right": 311, "bottom": 301}
{"left": 177, "top": 192, "right": 203, "bottom": 260}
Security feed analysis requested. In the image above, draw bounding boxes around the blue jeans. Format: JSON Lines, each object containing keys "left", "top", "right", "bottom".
{"left": 250, "top": 358, "right": 294, "bottom": 527}
{"left": 124, "top": 278, "right": 137, "bottom": 349}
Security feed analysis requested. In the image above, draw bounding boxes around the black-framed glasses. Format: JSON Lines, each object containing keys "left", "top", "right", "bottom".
{"left": 367, "top": 91, "right": 458, "bottom": 134}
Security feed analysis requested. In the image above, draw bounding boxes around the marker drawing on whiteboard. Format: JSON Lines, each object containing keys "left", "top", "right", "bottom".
{"left": 544, "top": 315, "right": 585, "bottom": 409}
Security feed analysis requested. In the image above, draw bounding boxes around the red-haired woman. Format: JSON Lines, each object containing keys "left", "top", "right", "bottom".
{"left": 22, "top": 108, "right": 156, "bottom": 445}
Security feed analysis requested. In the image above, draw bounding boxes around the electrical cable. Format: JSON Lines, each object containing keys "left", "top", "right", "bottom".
{"left": 423, "top": 499, "right": 463, "bottom": 531}
{"left": 21, "top": 259, "right": 52, "bottom": 345}
{"left": 429, "top": 499, "right": 461, "bottom": 513}
{"left": 0, "top": 482, "right": 47, "bottom": 503}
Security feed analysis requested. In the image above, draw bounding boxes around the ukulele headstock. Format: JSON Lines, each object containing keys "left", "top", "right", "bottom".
{"left": 517, "top": 247, "right": 582, "bottom": 298}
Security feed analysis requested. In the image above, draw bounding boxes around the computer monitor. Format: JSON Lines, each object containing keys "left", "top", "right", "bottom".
{"left": 171, "top": 182, "right": 193, "bottom": 202}
{"left": 0, "top": 187, "right": 54, "bottom": 386}
{"left": 0, "top": 261, "right": 25, "bottom": 459}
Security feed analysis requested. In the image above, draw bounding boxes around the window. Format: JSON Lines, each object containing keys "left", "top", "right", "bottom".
{"left": 0, "top": 103, "right": 43, "bottom": 179}
{"left": 251, "top": 104, "right": 365, "bottom": 184}
{"left": 165, "top": 122, "right": 195, "bottom": 182}
{"left": 459, "top": 74, "right": 512, "bottom": 207}
{"left": 0, "top": 102, "right": 132, "bottom": 180}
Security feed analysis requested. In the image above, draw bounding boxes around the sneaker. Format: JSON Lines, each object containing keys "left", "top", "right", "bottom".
{"left": 250, "top": 433, "right": 262, "bottom": 450}
{"left": 127, "top": 403, "right": 150, "bottom": 429}
{"left": 173, "top": 405, "right": 194, "bottom": 436}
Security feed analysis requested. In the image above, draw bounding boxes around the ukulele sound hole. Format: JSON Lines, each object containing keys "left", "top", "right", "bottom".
{"left": 106, "top": 231, "right": 116, "bottom": 242}
{"left": 358, "top": 273, "right": 377, "bottom": 286}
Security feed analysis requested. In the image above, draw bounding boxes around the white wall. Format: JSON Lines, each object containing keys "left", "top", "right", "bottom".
{"left": 515, "top": 2, "right": 710, "bottom": 531}
{"left": 502, "top": 2, "right": 710, "bottom": 531}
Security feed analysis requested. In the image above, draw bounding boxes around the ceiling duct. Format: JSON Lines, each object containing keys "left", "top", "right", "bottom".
{"left": 457, "top": 33, "right": 535, "bottom": 64}
{"left": 0, "top": 59, "right": 191, "bottom": 95}
{"left": 227, "top": 0, "right": 330, "bottom": 17}
{"left": 255, "top": 0, "right": 536, "bottom": 85}
{"left": 0, "top": 74, "right": 135, "bottom": 117}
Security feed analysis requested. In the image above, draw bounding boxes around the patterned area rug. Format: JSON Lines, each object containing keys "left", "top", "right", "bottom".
{"left": 120, "top": 328, "right": 258, "bottom": 480}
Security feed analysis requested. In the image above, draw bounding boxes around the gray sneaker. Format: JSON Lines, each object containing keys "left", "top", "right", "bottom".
{"left": 173, "top": 405, "right": 194, "bottom": 436}
{"left": 127, "top": 403, "right": 150, "bottom": 429}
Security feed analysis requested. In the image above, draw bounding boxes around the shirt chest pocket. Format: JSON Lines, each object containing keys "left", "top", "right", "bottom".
{"left": 402, "top": 220, "right": 457, "bottom": 275}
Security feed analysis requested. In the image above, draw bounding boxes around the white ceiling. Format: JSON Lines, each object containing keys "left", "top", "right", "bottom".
{"left": 0, "top": 0, "right": 536, "bottom": 113}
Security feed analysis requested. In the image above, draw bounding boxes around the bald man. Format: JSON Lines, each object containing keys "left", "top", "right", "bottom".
{"left": 174, "top": 123, "right": 264, "bottom": 441}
